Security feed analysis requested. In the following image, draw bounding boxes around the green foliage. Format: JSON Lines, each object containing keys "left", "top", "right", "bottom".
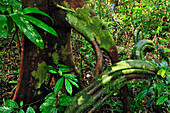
{"left": 0, "top": 0, "right": 58, "bottom": 49}
{"left": 0, "top": 99, "right": 35, "bottom": 113}
{"left": 64, "top": 4, "right": 116, "bottom": 51}
{"left": 40, "top": 63, "right": 79, "bottom": 113}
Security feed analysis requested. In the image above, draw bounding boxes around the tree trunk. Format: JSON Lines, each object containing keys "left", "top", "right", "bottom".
{"left": 13, "top": 0, "right": 85, "bottom": 108}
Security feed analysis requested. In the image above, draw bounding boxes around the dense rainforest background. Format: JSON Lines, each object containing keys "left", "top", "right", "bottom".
{"left": 0, "top": 0, "right": 169, "bottom": 113}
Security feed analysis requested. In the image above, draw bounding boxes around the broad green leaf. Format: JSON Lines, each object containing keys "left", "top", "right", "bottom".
{"left": 10, "top": 13, "right": 44, "bottom": 49}
{"left": 135, "top": 89, "right": 147, "bottom": 101}
{"left": 23, "top": 15, "right": 58, "bottom": 37}
{"left": 54, "top": 77, "right": 64, "bottom": 94}
{"left": 157, "top": 69, "right": 166, "bottom": 78}
{"left": 22, "top": 7, "right": 54, "bottom": 24}
{"left": 156, "top": 95, "right": 168, "bottom": 105}
{"left": 0, "top": 15, "right": 8, "bottom": 37}
{"left": 65, "top": 79, "right": 72, "bottom": 95}
{"left": 0, "top": 106, "right": 14, "bottom": 113}
{"left": 5, "top": 100, "right": 19, "bottom": 109}
{"left": 19, "top": 109, "right": 25, "bottom": 113}
{"left": 26, "top": 106, "right": 35, "bottom": 113}
{"left": 68, "top": 79, "right": 79, "bottom": 88}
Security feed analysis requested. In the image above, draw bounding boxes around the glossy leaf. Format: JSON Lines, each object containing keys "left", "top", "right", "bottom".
{"left": 5, "top": 100, "right": 19, "bottom": 109}
{"left": 156, "top": 95, "right": 168, "bottom": 105}
{"left": 10, "top": 13, "right": 44, "bottom": 49}
{"left": 22, "top": 7, "right": 54, "bottom": 24}
{"left": 26, "top": 106, "right": 35, "bottom": 113}
{"left": 68, "top": 79, "right": 79, "bottom": 88}
{"left": 65, "top": 79, "right": 72, "bottom": 95}
{"left": 54, "top": 77, "right": 64, "bottom": 94}
{"left": 18, "top": 109, "right": 25, "bottom": 113}
{"left": 0, "top": 106, "right": 13, "bottom": 113}
{"left": 23, "top": 15, "right": 58, "bottom": 37}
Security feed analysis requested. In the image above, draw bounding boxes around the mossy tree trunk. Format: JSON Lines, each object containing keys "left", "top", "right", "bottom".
{"left": 13, "top": 0, "right": 85, "bottom": 108}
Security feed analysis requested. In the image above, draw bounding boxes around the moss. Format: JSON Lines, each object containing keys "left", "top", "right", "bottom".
{"left": 52, "top": 52, "right": 59, "bottom": 63}
{"left": 31, "top": 61, "right": 50, "bottom": 89}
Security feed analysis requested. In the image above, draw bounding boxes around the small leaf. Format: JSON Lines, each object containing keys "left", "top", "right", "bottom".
{"left": 135, "top": 89, "right": 147, "bottom": 101}
{"left": 58, "top": 64, "right": 69, "bottom": 68}
{"left": 157, "top": 69, "right": 166, "bottom": 78}
{"left": 156, "top": 95, "right": 168, "bottom": 105}
{"left": 9, "top": 81, "right": 18, "bottom": 84}
{"left": 59, "top": 67, "right": 70, "bottom": 73}
{"left": 26, "top": 106, "right": 35, "bottom": 113}
{"left": 64, "top": 74, "right": 78, "bottom": 82}
{"left": 22, "top": 7, "right": 54, "bottom": 24}
{"left": 19, "top": 109, "right": 25, "bottom": 113}
{"left": 23, "top": 15, "right": 58, "bottom": 37}
{"left": 49, "top": 70, "right": 57, "bottom": 73}
{"left": 54, "top": 77, "right": 64, "bottom": 94}
{"left": 20, "top": 101, "right": 23, "bottom": 107}
{"left": 68, "top": 79, "right": 79, "bottom": 88}
{"left": 5, "top": 100, "right": 19, "bottom": 109}
{"left": 10, "top": 13, "right": 44, "bottom": 49}
{"left": 65, "top": 79, "right": 72, "bottom": 95}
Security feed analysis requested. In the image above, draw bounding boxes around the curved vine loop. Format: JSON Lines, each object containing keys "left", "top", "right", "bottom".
{"left": 62, "top": 4, "right": 158, "bottom": 113}
{"left": 132, "top": 39, "right": 155, "bottom": 60}
{"left": 65, "top": 60, "right": 158, "bottom": 113}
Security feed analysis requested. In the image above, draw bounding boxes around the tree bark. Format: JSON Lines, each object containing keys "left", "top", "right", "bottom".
{"left": 13, "top": 0, "right": 85, "bottom": 108}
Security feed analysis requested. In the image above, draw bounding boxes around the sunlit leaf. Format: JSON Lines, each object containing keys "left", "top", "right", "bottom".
{"left": 156, "top": 95, "right": 168, "bottom": 105}
{"left": 0, "top": 106, "right": 13, "bottom": 113}
{"left": 65, "top": 79, "right": 72, "bottom": 95}
{"left": 26, "top": 106, "right": 35, "bottom": 113}
{"left": 23, "top": 15, "right": 58, "bottom": 37}
{"left": 10, "top": 13, "right": 44, "bottom": 49}
{"left": 157, "top": 69, "right": 166, "bottom": 78}
{"left": 54, "top": 77, "right": 64, "bottom": 94}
